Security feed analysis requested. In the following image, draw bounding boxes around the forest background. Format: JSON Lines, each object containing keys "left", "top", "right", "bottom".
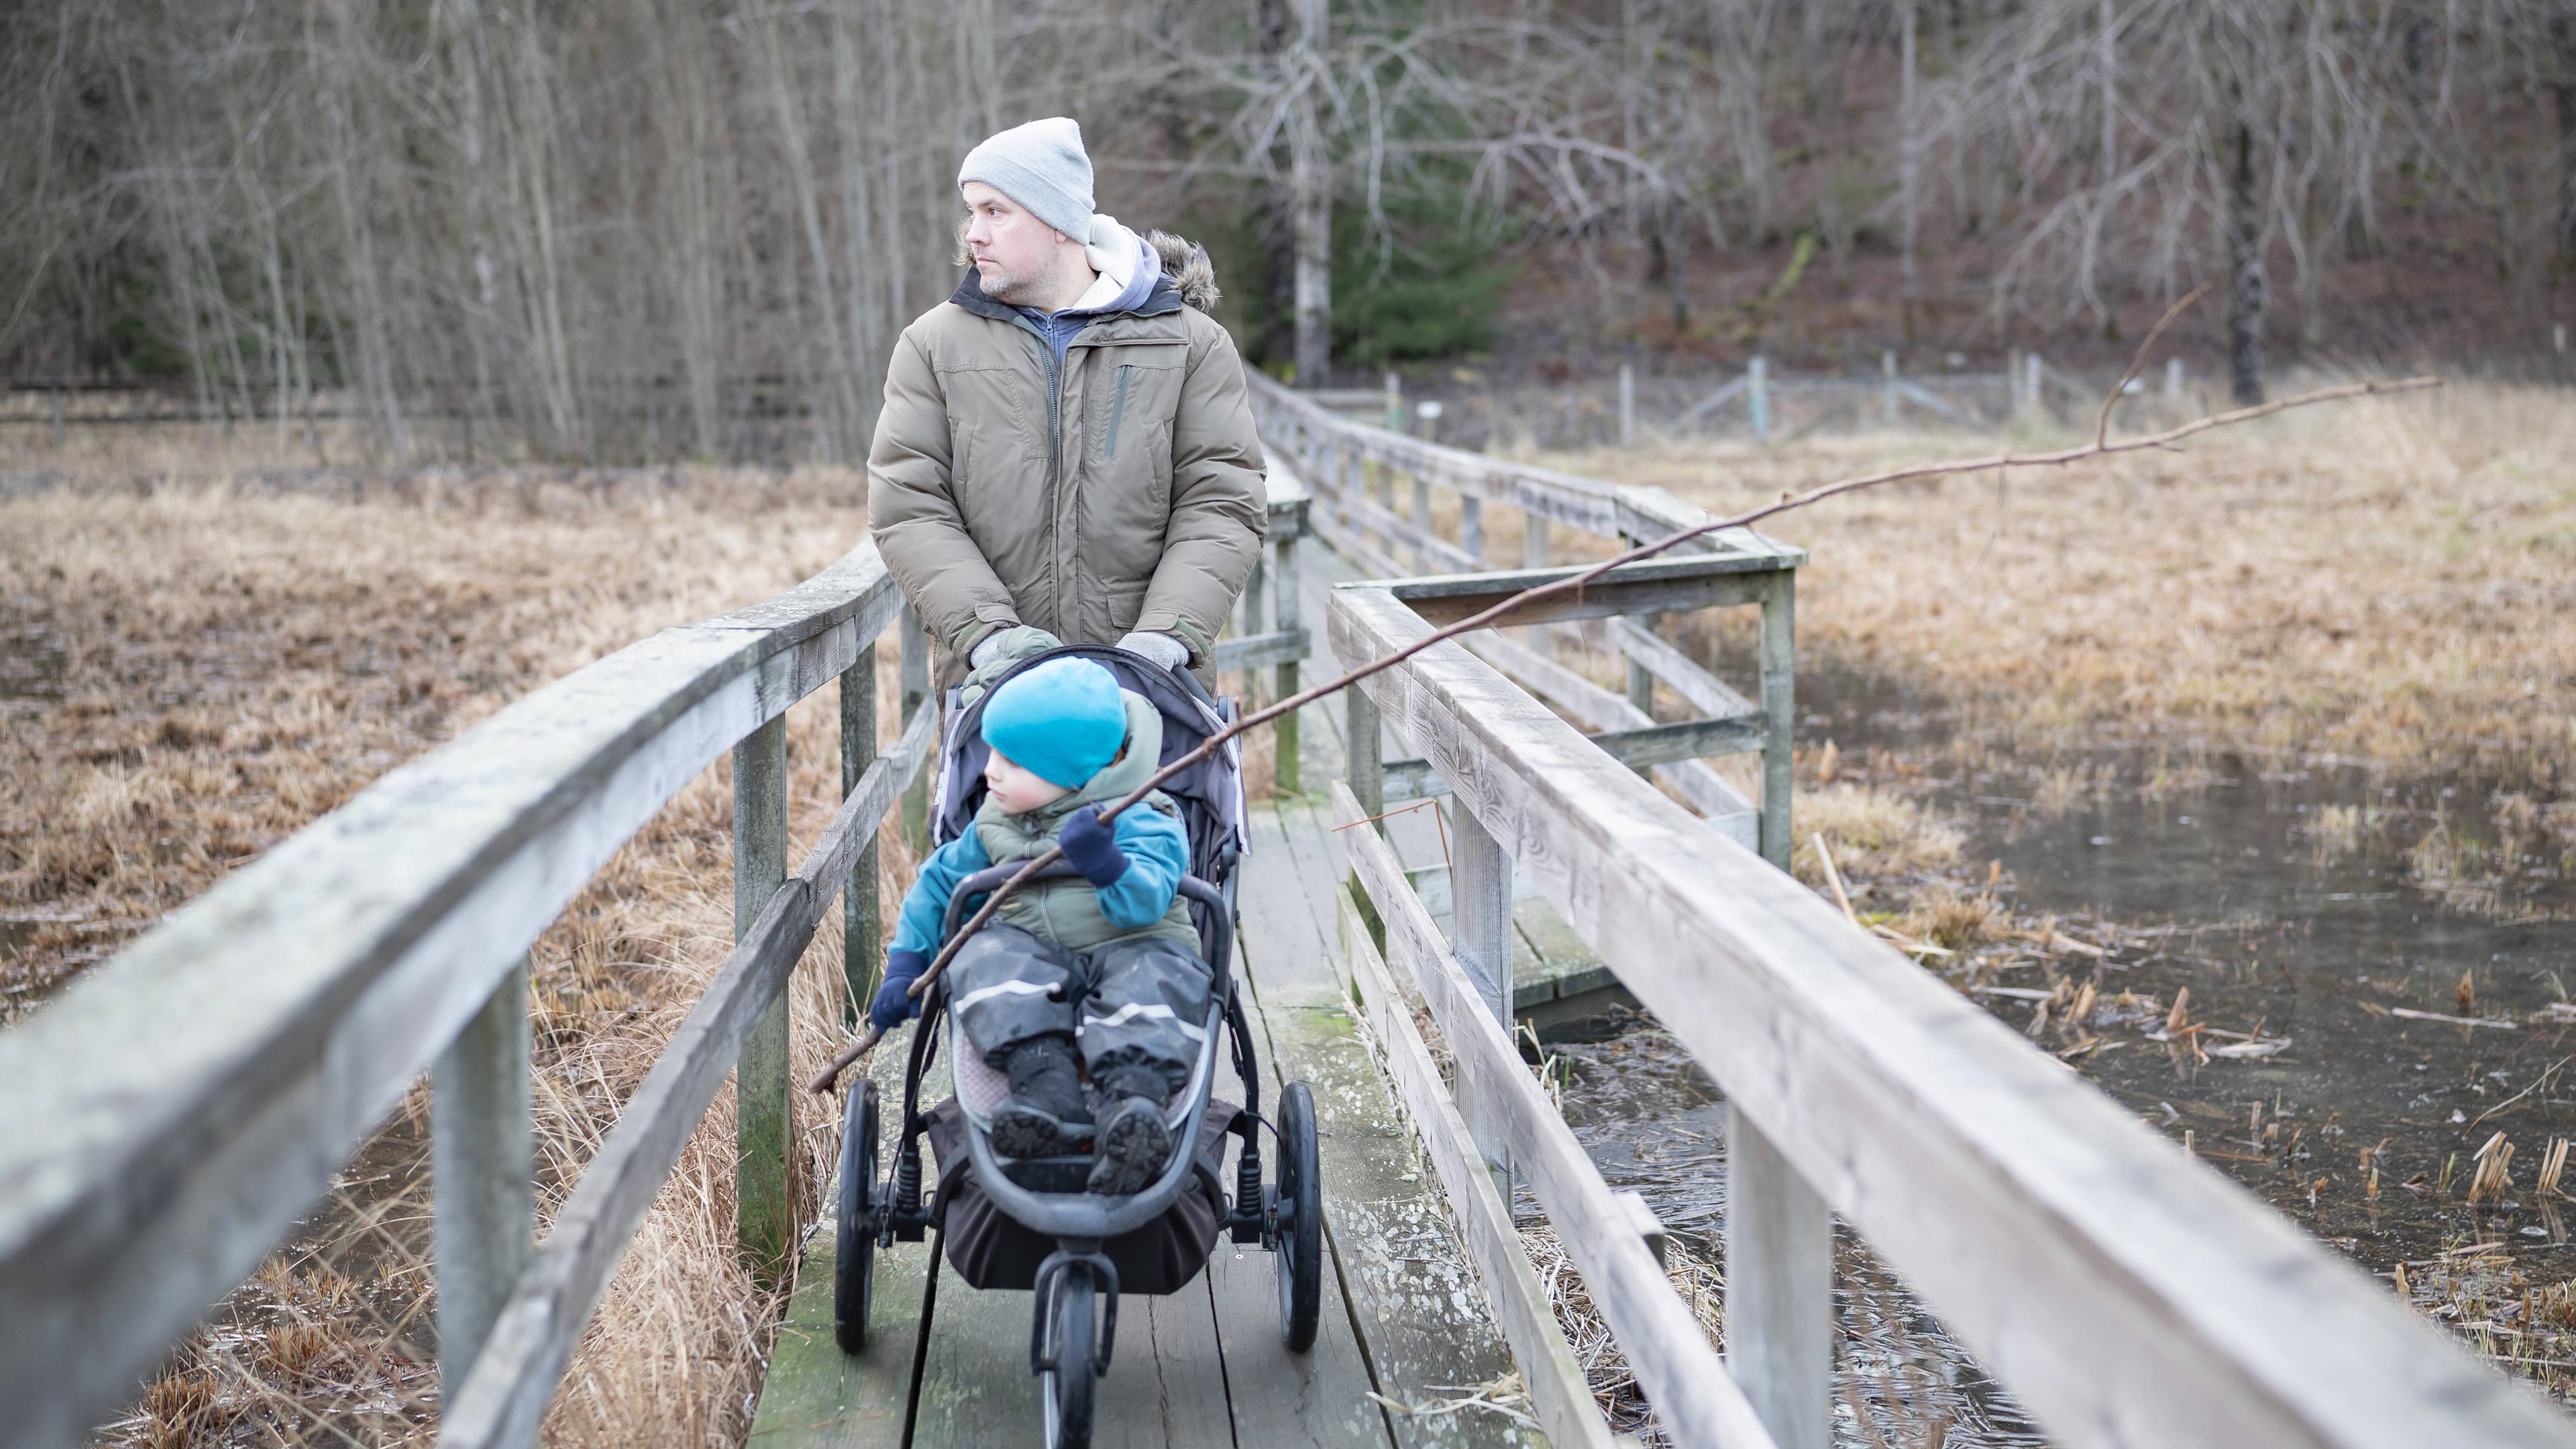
{"left": 11, "top": 0, "right": 2576, "bottom": 464}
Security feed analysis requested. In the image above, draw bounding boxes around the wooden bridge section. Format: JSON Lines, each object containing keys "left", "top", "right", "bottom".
{"left": 6, "top": 370, "right": 2576, "bottom": 1449}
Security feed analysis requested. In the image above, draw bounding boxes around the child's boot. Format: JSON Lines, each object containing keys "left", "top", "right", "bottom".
{"left": 990, "top": 1034, "right": 1091, "bottom": 1157}
{"left": 1086, "top": 1064, "right": 1175, "bottom": 1195}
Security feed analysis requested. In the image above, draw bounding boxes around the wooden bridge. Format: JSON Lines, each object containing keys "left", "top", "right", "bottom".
{"left": 4, "top": 375, "right": 2572, "bottom": 1449}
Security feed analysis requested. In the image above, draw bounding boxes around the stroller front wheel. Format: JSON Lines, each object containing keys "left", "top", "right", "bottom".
{"left": 1040, "top": 1263, "right": 1097, "bottom": 1449}
{"left": 1275, "top": 1080, "right": 1323, "bottom": 1352}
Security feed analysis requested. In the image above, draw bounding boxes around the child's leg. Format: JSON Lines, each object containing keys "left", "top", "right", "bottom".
{"left": 947, "top": 922, "right": 1081, "bottom": 1068}
{"left": 1075, "top": 936, "right": 1215, "bottom": 1103}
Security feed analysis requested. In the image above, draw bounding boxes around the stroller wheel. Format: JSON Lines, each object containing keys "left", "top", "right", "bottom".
{"left": 1039, "top": 1263, "right": 1097, "bottom": 1449}
{"left": 833, "top": 1081, "right": 879, "bottom": 1354}
{"left": 1275, "top": 1080, "right": 1323, "bottom": 1352}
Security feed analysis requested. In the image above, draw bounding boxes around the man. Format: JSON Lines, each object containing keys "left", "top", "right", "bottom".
{"left": 868, "top": 115, "right": 1268, "bottom": 684}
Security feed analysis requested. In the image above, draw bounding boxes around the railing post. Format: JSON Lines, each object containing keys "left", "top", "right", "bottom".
{"left": 1273, "top": 531, "right": 1303, "bottom": 796}
{"left": 1727, "top": 1107, "right": 1833, "bottom": 1449}
{"left": 1411, "top": 473, "right": 1432, "bottom": 571}
{"left": 1458, "top": 494, "right": 1484, "bottom": 561}
{"left": 1882, "top": 349, "right": 1899, "bottom": 425}
{"left": 1758, "top": 568, "right": 1795, "bottom": 871}
{"left": 734, "top": 714, "right": 792, "bottom": 1273}
{"left": 1617, "top": 362, "right": 1635, "bottom": 448}
{"left": 1383, "top": 370, "right": 1403, "bottom": 432}
{"left": 1450, "top": 802, "right": 1514, "bottom": 1201}
{"left": 1522, "top": 513, "right": 1551, "bottom": 659}
{"left": 841, "top": 639, "right": 880, "bottom": 1028}
{"left": 898, "top": 603, "right": 931, "bottom": 853}
{"left": 1347, "top": 685, "right": 1383, "bottom": 823}
{"left": 432, "top": 958, "right": 532, "bottom": 1391}
{"left": 1748, "top": 356, "right": 1771, "bottom": 441}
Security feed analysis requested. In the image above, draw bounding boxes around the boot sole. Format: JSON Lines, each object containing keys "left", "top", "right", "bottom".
{"left": 1086, "top": 1101, "right": 1173, "bottom": 1195}
{"left": 989, "top": 1104, "right": 1090, "bottom": 1159}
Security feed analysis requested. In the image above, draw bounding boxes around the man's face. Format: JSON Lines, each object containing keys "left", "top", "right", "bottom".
{"left": 962, "top": 181, "right": 1067, "bottom": 305}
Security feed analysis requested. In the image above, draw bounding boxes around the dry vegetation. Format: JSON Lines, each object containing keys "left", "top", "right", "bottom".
{"left": 1576, "top": 379, "right": 2576, "bottom": 793}
{"left": 1, "top": 454, "right": 905, "bottom": 1446}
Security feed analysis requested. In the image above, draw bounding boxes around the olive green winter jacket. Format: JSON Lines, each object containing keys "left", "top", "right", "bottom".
{"left": 867, "top": 233, "right": 1269, "bottom": 680}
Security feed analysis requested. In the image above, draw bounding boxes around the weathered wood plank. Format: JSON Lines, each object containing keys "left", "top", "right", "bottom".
{"left": 441, "top": 698, "right": 937, "bottom": 1448}
{"left": 1602, "top": 618, "right": 1757, "bottom": 720}
{"left": 1366, "top": 559, "right": 1783, "bottom": 630}
{"left": 432, "top": 961, "right": 534, "bottom": 1387}
{"left": 1385, "top": 717, "right": 1762, "bottom": 802}
{"left": 737, "top": 714, "right": 794, "bottom": 1271}
{"left": 1334, "top": 885, "right": 1614, "bottom": 1449}
{"left": 0, "top": 549, "right": 902, "bottom": 1449}
{"left": 1326, "top": 582, "right": 2576, "bottom": 1449}
{"left": 1725, "top": 1110, "right": 1831, "bottom": 1449}
{"left": 1460, "top": 632, "right": 1756, "bottom": 843}
{"left": 745, "top": 1021, "right": 932, "bottom": 1449}
{"left": 1335, "top": 785, "right": 1778, "bottom": 1449}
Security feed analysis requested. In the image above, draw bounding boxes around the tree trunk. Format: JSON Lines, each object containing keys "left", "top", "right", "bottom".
{"left": 2226, "top": 119, "right": 2266, "bottom": 406}
{"left": 1290, "top": 0, "right": 1331, "bottom": 388}
{"left": 1899, "top": 0, "right": 1919, "bottom": 339}
{"left": 1254, "top": 0, "right": 1295, "bottom": 367}
{"left": 2555, "top": 15, "right": 2576, "bottom": 261}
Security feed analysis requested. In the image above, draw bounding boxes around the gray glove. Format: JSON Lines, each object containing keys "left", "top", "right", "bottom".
{"left": 967, "top": 631, "right": 1012, "bottom": 671}
{"left": 1115, "top": 631, "right": 1190, "bottom": 672}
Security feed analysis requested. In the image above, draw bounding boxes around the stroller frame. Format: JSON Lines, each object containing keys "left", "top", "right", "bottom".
{"left": 832, "top": 648, "right": 1322, "bottom": 1449}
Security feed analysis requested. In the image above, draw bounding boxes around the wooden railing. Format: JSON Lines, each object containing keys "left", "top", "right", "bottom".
{"left": 0, "top": 443, "right": 1303, "bottom": 1447}
{"left": 1322, "top": 568, "right": 2576, "bottom": 1448}
{"left": 1248, "top": 374, "right": 1802, "bottom": 865}
{"left": 0, "top": 539, "right": 942, "bottom": 1449}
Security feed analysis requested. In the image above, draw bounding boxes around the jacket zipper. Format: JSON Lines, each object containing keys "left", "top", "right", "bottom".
{"left": 1104, "top": 365, "right": 1133, "bottom": 458}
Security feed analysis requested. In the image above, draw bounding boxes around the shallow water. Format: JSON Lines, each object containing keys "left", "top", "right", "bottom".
{"left": 1544, "top": 659, "right": 2576, "bottom": 1442}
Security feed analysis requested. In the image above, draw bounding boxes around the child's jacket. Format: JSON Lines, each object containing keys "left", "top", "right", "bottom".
{"left": 893, "top": 689, "right": 1197, "bottom": 958}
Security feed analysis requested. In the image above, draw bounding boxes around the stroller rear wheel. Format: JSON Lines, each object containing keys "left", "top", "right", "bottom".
{"left": 833, "top": 1081, "right": 879, "bottom": 1354}
{"left": 1039, "top": 1263, "right": 1098, "bottom": 1449}
{"left": 1275, "top": 1080, "right": 1322, "bottom": 1352}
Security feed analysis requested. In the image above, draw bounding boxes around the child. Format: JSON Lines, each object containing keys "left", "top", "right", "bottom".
{"left": 869, "top": 655, "right": 1212, "bottom": 1195}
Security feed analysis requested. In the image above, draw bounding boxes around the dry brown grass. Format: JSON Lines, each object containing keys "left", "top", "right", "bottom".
{"left": 3, "top": 460, "right": 904, "bottom": 1446}
{"left": 1563, "top": 378, "right": 2576, "bottom": 790}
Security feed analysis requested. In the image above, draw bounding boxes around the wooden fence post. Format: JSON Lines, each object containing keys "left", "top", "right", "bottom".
{"left": 431, "top": 959, "right": 532, "bottom": 1389}
{"left": 1273, "top": 531, "right": 1303, "bottom": 796}
{"left": 1727, "top": 1106, "right": 1833, "bottom": 1449}
{"left": 1450, "top": 802, "right": 1515, "bottom": 1201}
{"left": 1522, "top": 514, "right": 1552, "bottom": 659}
{"left": 2007, "top": 348, "right": 2025, "bottom": 422}
{"left": 898, "top": 604, "right": 930, "bottom": 853}
{"left": 1411, "top": 471, "right": 1433, "bottom": 572}
{"left": 2165, "top": 356, "right": 2185, "bottom": 404}
{"left": 1617, "top": 363, "right": 1635, "bottom": 448}
{"left": 1758, "top": 569, "right": 1794, "bottom": 871}
{"left": 1459, "top": 494, "right": 1484, "bottom": 561}
{"left": 1347, "top": 686, "right": 1383, "bottom": 823}
{"left": 1882, "top": 350, "right": 1899, "bottom": 425}
{"left": 841, "top": 641, "right": 879, "bottom": 1028}
{"left": 1748, "top": 356, "right": 1771, "bottom": 441}
{"left": 1383, "top": 370, "right": 1403, "bottom": 432}
{"left": 734, "top": 714, "right": 792, "bottom": 1273}
{"left": 2025, "top": 352, "right": 2045, "bottom": 421}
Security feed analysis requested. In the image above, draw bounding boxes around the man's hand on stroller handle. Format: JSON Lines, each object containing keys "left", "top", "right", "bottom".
{"left": 1057, "top": 806, "right": 1129, "bottom": 888}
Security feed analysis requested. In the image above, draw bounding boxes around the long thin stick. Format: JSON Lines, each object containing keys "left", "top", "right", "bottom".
{"left": 808, "top": 366, "right": 2439, "bottom": 1093}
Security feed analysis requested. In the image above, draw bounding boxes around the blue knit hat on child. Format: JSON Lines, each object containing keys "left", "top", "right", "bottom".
{"left": 981, "top": 657, "right": 1128, "bottom": 789}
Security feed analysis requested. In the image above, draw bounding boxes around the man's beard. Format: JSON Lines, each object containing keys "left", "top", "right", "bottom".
{"left": 980, "top": 251, "right": 1067, "bottom": 307}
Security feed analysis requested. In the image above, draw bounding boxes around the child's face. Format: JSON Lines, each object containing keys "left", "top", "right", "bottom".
{"left": 985, "top": 749, "right": 1072, "bottom": 815}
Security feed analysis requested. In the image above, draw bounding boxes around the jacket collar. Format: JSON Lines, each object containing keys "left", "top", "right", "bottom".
{"left": 947, "top": 266, "right": 1186, "bottom": 329}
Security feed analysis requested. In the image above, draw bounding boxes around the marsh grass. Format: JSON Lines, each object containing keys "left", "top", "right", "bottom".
{"left": 1566, "top": 379, "right": 2576, "bottom": 792}
{"left": 4, "top": 464, "right": 904, "bottom": 1446}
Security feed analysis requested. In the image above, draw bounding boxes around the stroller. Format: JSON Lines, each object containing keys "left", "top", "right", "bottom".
{"left": 829, "top": 646, "right": 1323, "bottom": 1448}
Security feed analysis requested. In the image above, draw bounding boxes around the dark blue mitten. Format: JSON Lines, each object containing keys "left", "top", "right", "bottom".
{"left": 1057, "top": 806, "right": 1130, "bottom": 889}
{"left": 869, "top": 949, "right": 930, "bottom": 1032}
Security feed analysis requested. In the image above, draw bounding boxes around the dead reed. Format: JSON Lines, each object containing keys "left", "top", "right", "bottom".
{"left": 1575, "top": 378, "right": 2576, "bottom": 792}
{"left": 4, "top": 464, "right": 898, "bottom": 1446}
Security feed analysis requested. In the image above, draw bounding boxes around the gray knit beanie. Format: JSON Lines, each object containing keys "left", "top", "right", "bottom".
{"left": 958, "top": 117, "right": 1095, "bottom": 245}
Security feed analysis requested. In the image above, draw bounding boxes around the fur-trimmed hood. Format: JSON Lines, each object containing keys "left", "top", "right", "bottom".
{"left": 1144, "top": 229, "right": 1221, "bottom": 314}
